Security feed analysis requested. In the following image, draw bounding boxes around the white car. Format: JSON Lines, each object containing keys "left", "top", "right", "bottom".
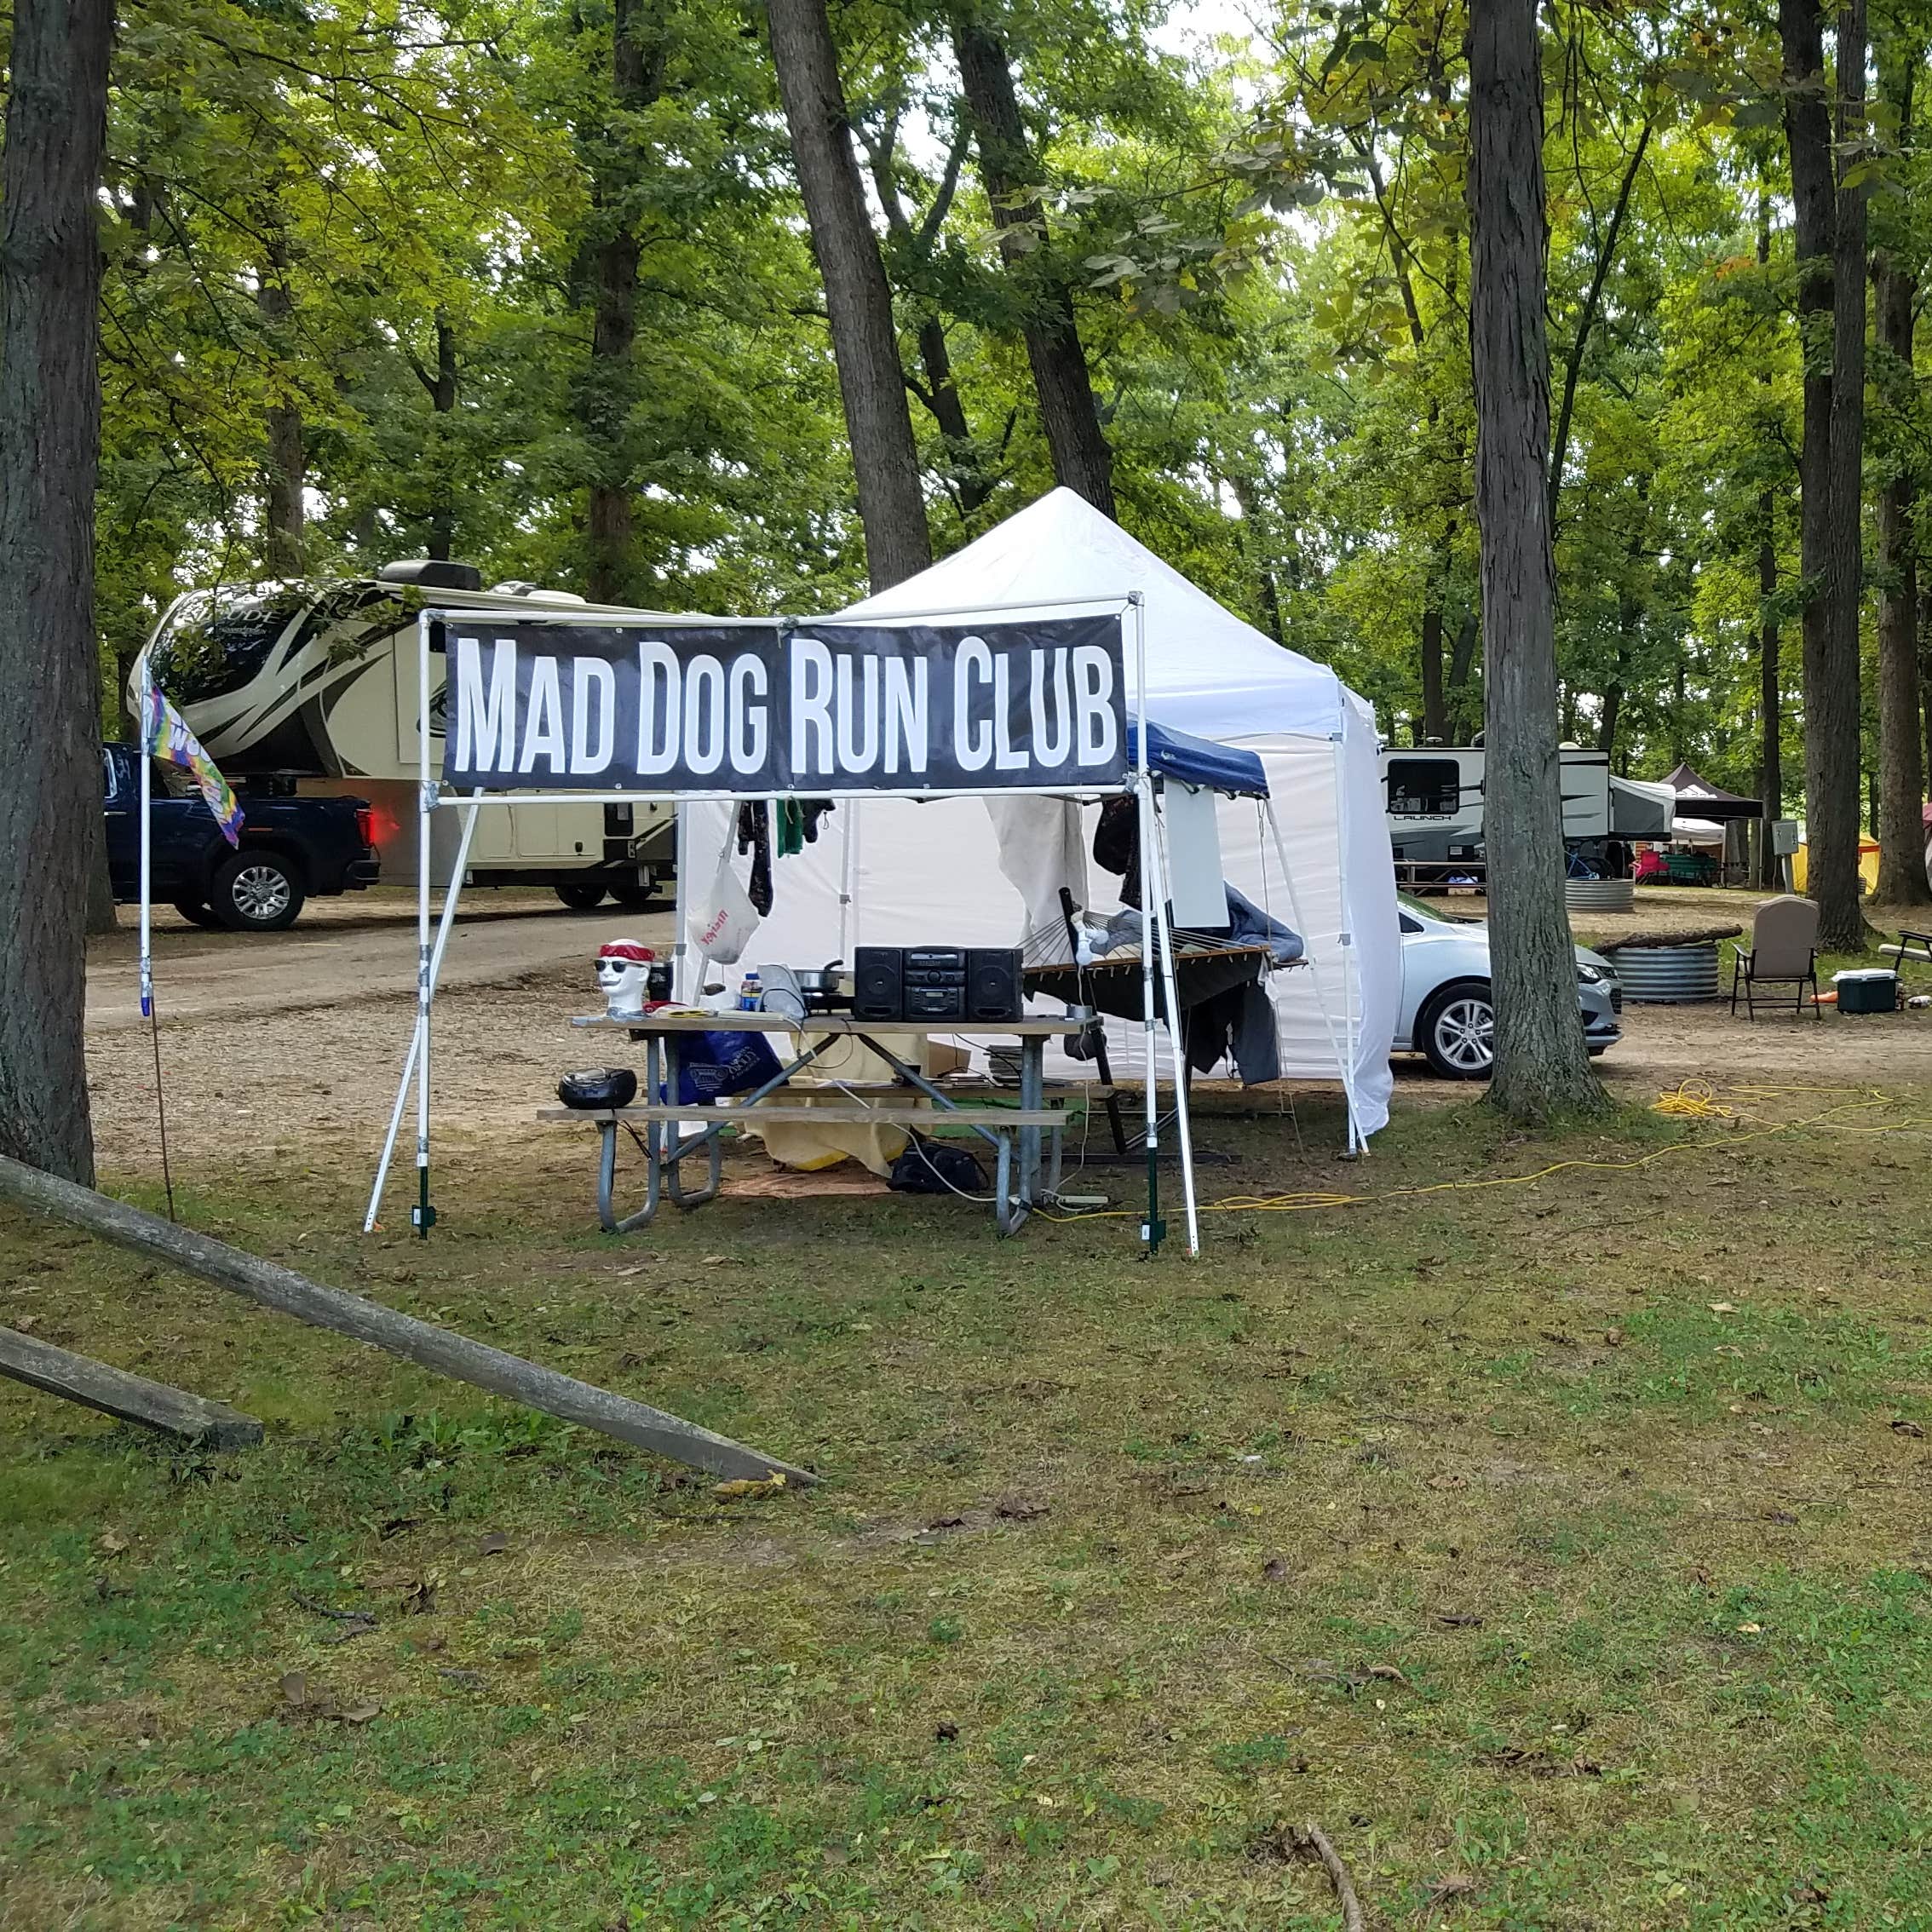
{"left": 1394, "top": 892, "right": 1623, "bottom": 1078}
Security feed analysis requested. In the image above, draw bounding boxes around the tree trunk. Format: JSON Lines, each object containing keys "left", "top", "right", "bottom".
{"left": 1446, "top": 609, "right": 1479, "bottom": 735}
{"left": 1547, "top": 121, "right": 1652, "bottom": 532}
{"left": 1809, "top": 0, "right": 1872, "bottom": 946}
{"left": 258, "top": 246, "right": 305, "bottom": 578}
{"left": 1226, "top": 471, "right": 1285, "bottom": 645}
{"left": 863, "top": 124, "right": 995, "bottom": 520}
{"left": 1754, "top": 190, "right": 1785, "bottom": 890}
{"left": 1874, "top": 254, "right": 1928, "bottom": 902}
{"left": 911, "top": 316, "right": 996, "bottom": 515}
{"left": 952, "top": 14, "right": 1117, "bottom": 519}
{"left": 256, "top": 211, "right": 304, "bottom": 578}
{"left": 1782, "top": 0, "right": 1865, "bottom": 945}
{"left": 1758, "top": 497, "right": 1785, "bottom": 886}
{"left": 1420, "top": 601, "right": 1446, "bottom": 741}
{"left": 1465, "top": 0, "right": 1605, "bottom": 1121}
{"left": 0, "top": 0, "right": 113, "bottom": 1183}
{"left": 1597, "top": 675, "right": 1624, "bottom": 756}
{"left": 427, "top": 311, "right": 457, "bottom": 564}
{"left": 581, "top": 0, "right": 665, "bottom": 606}
{"left": 766, "top": 0, "right": 932, "bottom": 590}
{"left": 1921, "top": 582, "right": 1932, "bottom": 832}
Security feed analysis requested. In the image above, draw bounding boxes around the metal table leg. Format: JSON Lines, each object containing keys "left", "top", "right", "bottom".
{"left": 1018, "top": 1037, "right": 1044, "bottom": 1206}
{"left": 661, "top": 1036, "right": 723, "bottom": 1210}
{"left": 993, "top": 1130, "right": 1025, "bottom": 1235}
{"left": 598, "top": 1115, "right": 665, "bottom": 1233}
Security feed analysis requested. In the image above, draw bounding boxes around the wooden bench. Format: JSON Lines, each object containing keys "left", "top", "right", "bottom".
{"left": 1879, "top": 928, "right": 1932, "bottom": 974}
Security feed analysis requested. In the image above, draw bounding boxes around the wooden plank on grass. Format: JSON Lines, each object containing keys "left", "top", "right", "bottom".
{"left": 0, "top": 1325, "right": 263, "bottom": 1449}
{"left": 0, "top": 1155, "right": 815, "bottom": 1486}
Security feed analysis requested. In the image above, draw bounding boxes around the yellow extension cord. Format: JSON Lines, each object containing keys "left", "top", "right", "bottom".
{"left": 1042, "top": 1077, "right": 1923, "bottom": 1225}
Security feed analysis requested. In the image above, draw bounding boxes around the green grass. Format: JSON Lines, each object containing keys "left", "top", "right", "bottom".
{"left": 7, "top": 1084, "right": 1932, "bottom": 1927}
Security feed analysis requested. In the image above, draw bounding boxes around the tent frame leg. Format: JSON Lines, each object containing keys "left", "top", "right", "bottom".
{"left": 366, "top": 795, "right": 483, "bottom": 1233}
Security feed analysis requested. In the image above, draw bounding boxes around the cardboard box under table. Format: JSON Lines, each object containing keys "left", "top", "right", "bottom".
{"left": 540, "top": 1012, "right": 1090, "bottom": 1235}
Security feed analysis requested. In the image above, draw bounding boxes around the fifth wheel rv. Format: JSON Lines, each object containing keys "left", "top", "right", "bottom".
{"left": 1382, "top": 745, "right": 1675, "bottom": 885}
{"left": 130, "top": 561, "right": 676, "bottom": 908}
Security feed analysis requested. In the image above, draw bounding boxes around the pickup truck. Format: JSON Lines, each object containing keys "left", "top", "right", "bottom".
{"left": 103, "top": 742, "right": 379, "bottom": 931}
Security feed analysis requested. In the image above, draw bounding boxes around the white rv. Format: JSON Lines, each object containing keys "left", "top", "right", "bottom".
{"left": 131, "top": 561, "right": 676, "bottom": 908}
{"left": 1381, "top": 745, "right": 1674, "bottom": 883}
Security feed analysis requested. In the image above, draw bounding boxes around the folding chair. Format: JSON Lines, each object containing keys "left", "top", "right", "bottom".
{"left": 1729, "top": 895, "right": 1821, "bottom": 1020}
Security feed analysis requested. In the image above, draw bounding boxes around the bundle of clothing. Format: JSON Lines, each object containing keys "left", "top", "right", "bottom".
{"left": 733, "top": 799, "right": 834, "bottom": 915}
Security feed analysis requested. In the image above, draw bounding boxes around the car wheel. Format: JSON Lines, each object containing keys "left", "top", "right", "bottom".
{"left": 1417, "top": 981, "right": 1495, "bottom": 1079}
{"left": 172, "top": 897, "right": 225, "bottom": 929}
{"left": 607, "top": 869, "right": 658, "bottom": 910}
{"left": 211, "top": 850, "right": 305, "bottom": 932}
{"left": 554, "top": 881, "right": 608, "bottom": 911}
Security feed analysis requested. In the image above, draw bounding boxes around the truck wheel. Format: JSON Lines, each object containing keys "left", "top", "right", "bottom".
{"left": 607, "top": 869, "right": 658, "bottom": 909}
{"left": 172, "top": 898, "right": 225, "bottom": 930}
{"left": 554, "top": 882, "right": 608, "bottom": 911}
{"left": 211, "top": 850, "right": 306, "bottom": 932}
{"left": 1417, "top": 980, "right": 1495, "bottom": 1079}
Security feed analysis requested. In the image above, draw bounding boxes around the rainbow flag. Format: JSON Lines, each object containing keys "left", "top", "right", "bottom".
{"left": 141, "top": 680, "right": 243, "bottom": 845}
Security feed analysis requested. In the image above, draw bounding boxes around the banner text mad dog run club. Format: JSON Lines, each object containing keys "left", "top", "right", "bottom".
{"left": 439, "top": 617, "right": 1128, "bottom": 795}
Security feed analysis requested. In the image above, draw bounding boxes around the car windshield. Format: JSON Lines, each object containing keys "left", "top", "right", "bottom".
{"left": 147, "top": 586, "right": 312, "bottom": 705}
{"left": 1397, "top": 890, "right": 1478, "bottom": 924}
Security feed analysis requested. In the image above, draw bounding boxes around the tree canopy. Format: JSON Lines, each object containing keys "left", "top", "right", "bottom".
{"left": 60, "top": 0, "right": 1932, "bottom": 815}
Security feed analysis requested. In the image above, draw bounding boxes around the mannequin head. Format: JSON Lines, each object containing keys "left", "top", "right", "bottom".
{"left": 595, "top": 939, "right": 658, "bottom": 1016}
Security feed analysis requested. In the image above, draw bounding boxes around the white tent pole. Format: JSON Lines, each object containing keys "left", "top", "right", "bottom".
{"left": 137, "top": 672, "right": 153, "bottom": 1021}
{"left": 672, "top": 805, "right": 691, "bottom": 1002}
{"left": 837, "top": 798, "right": 854, "bottom": 961}
{"left": 1130, "top": 592, "right": 1163, "bottom": 1253}
{"left": 1331, "top": 736, "right": 1361, "bottom": 1156}
{"left": 411, "top": 611, "right": 438, "bottom": 1233}
{"left": 365, "top": 791, "right": 482, "bottom": 1232}
{"left": 1261, "top": 791, "right": 1360, "bottom": 1150}
{"left": 1147, "top": 792, "right": 1200, "bottom": 1256}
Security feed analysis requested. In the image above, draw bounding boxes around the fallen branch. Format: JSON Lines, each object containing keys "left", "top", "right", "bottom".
{"left": 0, "top": 1325, "right": 262, "bottom": 1450}
{"left": 1595, "top": 923, "right": 1743, "bottom": 952}
{"left": 0, "top": 1155, "right": 814, "bottom": 1486}
{"left": 1291, "top": 1820, "right": 1366, "bottom": 1932}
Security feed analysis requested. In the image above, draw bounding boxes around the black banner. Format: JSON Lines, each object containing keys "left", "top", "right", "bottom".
{"left": 439, "top": 616, "right": 1127, "bottom": 794}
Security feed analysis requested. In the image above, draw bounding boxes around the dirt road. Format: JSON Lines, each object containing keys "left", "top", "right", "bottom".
{"left": 78, "top": 876, "right": 1932, "bottom": 1197}
{"left": 86, "top": 888, "right": 673, "bottom": 1031}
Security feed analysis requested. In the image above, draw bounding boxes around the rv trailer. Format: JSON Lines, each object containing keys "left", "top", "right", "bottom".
{"left": 130, "top": 561, "right": 677, "bottom": 909}
{"left": 1381, "top": 745, "right": 1675, "bottom": 886}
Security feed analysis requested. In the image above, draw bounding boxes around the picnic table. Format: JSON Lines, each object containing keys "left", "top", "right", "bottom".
{"left": 539, "top": 1011, "right": 1093, "bottom": 1236}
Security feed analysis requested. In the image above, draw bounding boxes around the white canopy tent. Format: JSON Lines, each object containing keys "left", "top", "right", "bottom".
{"left": 740, "top": 489, "right": 1400, "bottom": 1143}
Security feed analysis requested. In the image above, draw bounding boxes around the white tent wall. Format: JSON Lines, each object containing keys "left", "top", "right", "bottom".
{"left": 826, "top": 486, "right": 1400, "bottom": 1137}
{"left": 739, "top": 730, "right": 1396, "bottom": 1136}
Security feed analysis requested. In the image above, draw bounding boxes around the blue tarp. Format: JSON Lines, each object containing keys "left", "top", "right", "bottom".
{"left": 1130, "top": 722, "right": 1270, "bottom": 798}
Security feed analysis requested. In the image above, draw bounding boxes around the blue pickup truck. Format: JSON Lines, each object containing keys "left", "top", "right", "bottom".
{"left": 103, "top": 742, "right": 379, "bottom": 931}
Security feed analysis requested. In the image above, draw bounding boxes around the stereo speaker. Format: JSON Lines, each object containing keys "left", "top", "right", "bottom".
{"left": 966, "top": 946, "right": 1023, "bottom": 1021}
{"left": 853, "top": 946, "right": 905, "bottom": 1021}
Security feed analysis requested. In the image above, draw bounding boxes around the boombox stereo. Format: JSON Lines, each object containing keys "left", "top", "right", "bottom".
{"left": 850, "top": 946, "right": 1022, "bottom": 1024}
